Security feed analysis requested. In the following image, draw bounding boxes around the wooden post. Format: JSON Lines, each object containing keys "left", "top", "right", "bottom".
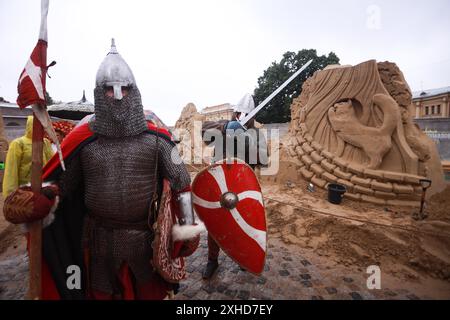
{"left": 28, "top": 112, "right": 44, "bottom": 300}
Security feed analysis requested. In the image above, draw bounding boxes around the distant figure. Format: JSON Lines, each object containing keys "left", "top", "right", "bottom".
{"left": 2, "top": 116, "right": 54, "bottom": 198}
{"left": 49, "top": 120, "right": 75, "bottom": 152}
{"left": 200, "top": 93, "right": 267, "bottom": 279}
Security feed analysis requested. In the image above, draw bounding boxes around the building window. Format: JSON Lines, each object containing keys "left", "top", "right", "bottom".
{"left": 425, "top": 106, "right": 429, "bottom": 115}
{"left": 431, "top": 105, "right": 435, "bottom": 114}
{"left": 437, "top": 105, "right": 441, "bottom": 114}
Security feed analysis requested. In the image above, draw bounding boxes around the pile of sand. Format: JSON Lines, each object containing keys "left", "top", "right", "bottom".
{"left": 427, "top": 186, "right": 450, "bottom": 222}
{"left": 263, "top": 180, "right": 450, "bottom": 282}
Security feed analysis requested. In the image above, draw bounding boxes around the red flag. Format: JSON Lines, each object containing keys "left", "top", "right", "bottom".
{"left": 17, "top": 39, "right": 48, "bottom": 109}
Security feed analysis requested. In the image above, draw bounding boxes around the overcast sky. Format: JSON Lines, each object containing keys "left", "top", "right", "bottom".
{"left": 1, "top": 0, "right": 449, "bottom": 125}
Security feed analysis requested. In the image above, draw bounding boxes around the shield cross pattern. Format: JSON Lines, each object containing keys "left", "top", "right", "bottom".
{"left": 191, "top": 159, "right": 267, "bottom": 274}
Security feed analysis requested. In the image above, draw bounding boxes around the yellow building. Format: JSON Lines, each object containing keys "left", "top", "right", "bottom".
{"left": 201, "top": 103, "right": 234, "bottom": 122}
{"left": 413, "top": 86, "right": 450, "bottom": 120}
{"left": 413, "top": 86, "right": 450, "bottom": 181}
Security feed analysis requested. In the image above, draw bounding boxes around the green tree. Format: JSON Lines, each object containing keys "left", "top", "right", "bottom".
{"left": 253, "top": 49, "right": 339, "bottom": 123}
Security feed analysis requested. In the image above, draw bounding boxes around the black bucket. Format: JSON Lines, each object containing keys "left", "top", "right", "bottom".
{"left": 327, "top": 183, "right": 347, "bottom": 205}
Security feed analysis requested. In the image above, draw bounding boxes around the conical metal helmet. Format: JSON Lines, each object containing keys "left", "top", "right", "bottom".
{"left": 95, "top": 38, "right": 136, "bottom": 100}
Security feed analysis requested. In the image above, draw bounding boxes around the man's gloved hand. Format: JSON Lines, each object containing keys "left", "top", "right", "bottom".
{"left": 3, "top": 184, "right": 59, "bottom": 224}
{"left": 171, "top": 191, "right": 206, "bottom": 258}
{"left": 225, "top": 121, "right": 246, "bottom": 131}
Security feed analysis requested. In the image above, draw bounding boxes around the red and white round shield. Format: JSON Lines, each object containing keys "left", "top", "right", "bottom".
{"left": 192, "top": 159, "right": 266, "bottom": 274}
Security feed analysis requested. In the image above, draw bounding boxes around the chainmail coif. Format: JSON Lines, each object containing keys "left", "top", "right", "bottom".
{"left": 93, "top": 85, "right": 148, "bottom": 137}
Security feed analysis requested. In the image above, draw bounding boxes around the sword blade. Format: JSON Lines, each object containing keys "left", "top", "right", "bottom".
{"left": 240, "top": 59, "right": 313, "bottom": 127}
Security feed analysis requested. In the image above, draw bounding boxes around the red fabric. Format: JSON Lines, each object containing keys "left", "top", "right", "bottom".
{"left": 25, "top": 234, "right": 60, "bottom": 300}
{"left": 42, "top": 123, "right": 93, "bottom": 180}
{"left": 173, "top": 185, "right": 191, "bottom": 195}
{"left": 3, "top": 186, "right": 56, "bottom": 225}
{"left": 172, "top": 237, "right": 200, "bottom": 259}
{"left": 43, "top": 121, "right": 172, "bottom": 180}
{"left": 17, "top": 40, "right": 48, "bottom": 109}
{"left": 35, "top": 120, "right": 175, "bottom": 300}
{"left": 172, "top": 241, "right": 184, "bottom": 259}
{"left": 90, "top": 262, "right": 171, "bottom": 300}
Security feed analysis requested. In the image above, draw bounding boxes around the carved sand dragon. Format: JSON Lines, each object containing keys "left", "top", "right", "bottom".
{"left": 327, "top": 93, "right": 400, "bottom": 169}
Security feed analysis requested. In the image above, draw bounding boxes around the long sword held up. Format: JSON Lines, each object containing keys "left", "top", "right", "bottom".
{"left": 239, "top": 59, "right": 313, "bottom": 127}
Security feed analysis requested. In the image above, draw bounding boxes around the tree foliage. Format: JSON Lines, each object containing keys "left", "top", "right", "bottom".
{"left": 253, "top": 49, "right": 340, "bottom": 123}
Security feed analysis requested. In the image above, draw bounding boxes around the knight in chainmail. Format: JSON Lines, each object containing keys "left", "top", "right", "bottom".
{"left": 55, "top": 40, "right": 196, "bottom": 299}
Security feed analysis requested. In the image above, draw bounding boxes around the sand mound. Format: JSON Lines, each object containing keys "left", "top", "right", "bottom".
{"left": 427, "top": 186, "right": 450, "bottom": 222}
{"left": 264, "top": 182, "right": 450, "bottom": 282}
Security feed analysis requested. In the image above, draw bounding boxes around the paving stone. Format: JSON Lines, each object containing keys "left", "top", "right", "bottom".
{"left": 178, "top": 283, "right": 188, "bottom": 292}
{"left": 224, "top": 289, "right": 237, "bottom": 298}
{"left": 182, "top": 289, "right": 197, "bottom": 299}
{"left": 202, "top": 284, "right": 215, "bottom": 294}
{"left": 237, "top": 290, "right": 250, "bottom": 300}
{"left": 257, "top": 277, "right": 267, "bottom": 285}
{"left": 384, "top": 290, "right": 398, "bottom": 297}
{"left": 186, "top": 265, "right": 196, "bottom": 273}
{"left": 311, "top": 279, "right": 323, "bottom": 287}
{"left": 396, "top": 289, "right": 409, "bottom": 295}
{"left": 325, "top": 287, "right": 338, "bottom": 294}
{"left": 279, "top": 270, "right": 290, "bottom": 277}
{"left": 0, "top": 234, "right": 426, "bottom": 301}
{"left": 300, "top": 274, "right": 312, "bottom": 280}
{"left": 301, "top": 259, "right": 312, "bottom": 266}
{"left": 216, "top": 284, "right": 227, "bottom": 293}
{"left": 348, "top": 283, "right": 361, "bottom": 292}
{"left": 350, "top": 292, "right": 363, "bottom": 300}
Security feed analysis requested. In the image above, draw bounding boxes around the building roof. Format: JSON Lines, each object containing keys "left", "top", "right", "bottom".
{"left": 201, "top": 103, "right": 233, "bottom": 114}
{"left": 48, "top": 91, "right": 94, "bottom": 113}
{"left": 412, "top": 86, "right": 450, "bottom": 100}
{"left": 0, "top": 101, "right": 20, "bottom": 108}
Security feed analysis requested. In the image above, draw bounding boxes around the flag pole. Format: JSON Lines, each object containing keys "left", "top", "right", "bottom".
{"left": 27, "top": 0, "right": 50, "bottom": 300}
{"left": 28, "top": 111, "right": 44, "bottom": 300}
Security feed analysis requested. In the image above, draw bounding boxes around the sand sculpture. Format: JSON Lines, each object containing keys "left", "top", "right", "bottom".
{"left": 282, "top": 60, "right": 445, "bottom": 206}
{"left": 174, "top": 103, "right": 207, "bottom": 166}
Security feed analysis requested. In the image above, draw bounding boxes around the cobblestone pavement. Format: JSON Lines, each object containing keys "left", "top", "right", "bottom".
{"left": 0, "top": 236, "right": 425, "bottom": 300}
{"left": 0, "top": 252, "right": 28, "bottom": 300}
{"left": 175, "top": 236, "right": 425, "bottom": 300}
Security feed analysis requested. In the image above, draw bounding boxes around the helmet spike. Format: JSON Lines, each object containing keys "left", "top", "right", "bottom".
{"left": 96, "top": 38, "right": 136, "bottom": 99}
{"left": 110, "top": 38, "right": 118, "bottom": 54}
